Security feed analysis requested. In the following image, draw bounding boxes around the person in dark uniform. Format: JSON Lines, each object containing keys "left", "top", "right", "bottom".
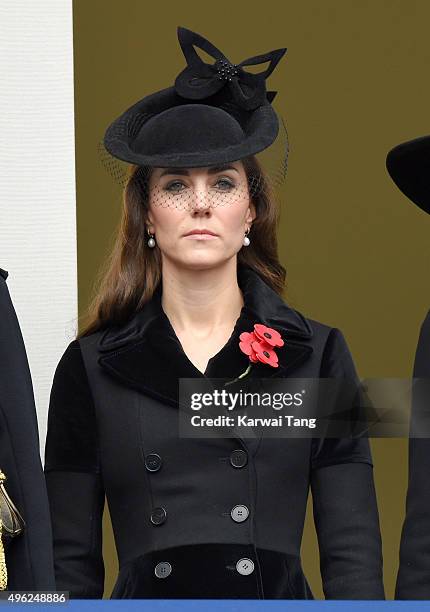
{"left": 386, "top": 135, "right": 430, "bottom": 599}
{"left": 44, "top": 27, "right": 385, "bottom": 599}
{"left": 0, "top": 267, "right": 55, "bottom": 590}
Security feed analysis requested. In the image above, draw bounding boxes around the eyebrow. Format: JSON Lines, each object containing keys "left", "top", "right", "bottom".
{"left": 158, "top": 164, "right": 240, "bottom": 178}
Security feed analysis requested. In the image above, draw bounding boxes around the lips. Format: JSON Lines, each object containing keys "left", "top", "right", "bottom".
{"left": 183, "top": 229, "right": 218, "bottom": 237}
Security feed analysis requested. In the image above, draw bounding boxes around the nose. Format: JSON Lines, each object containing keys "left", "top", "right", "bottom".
{"left": 189, "top": 184, "right": 212, "bottom": 215}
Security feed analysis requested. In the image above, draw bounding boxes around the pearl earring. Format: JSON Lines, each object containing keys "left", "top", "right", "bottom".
{"left": 147, "top": 229, "right": 156, "bottom": 248}
{"left": 243, "top": 228, "right": 251, "bottom": 247}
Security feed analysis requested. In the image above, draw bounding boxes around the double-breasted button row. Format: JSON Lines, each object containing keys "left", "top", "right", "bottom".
{"left": 150, "top": 506, "right": 167, "bottom": 525}
{"left": 154, "top": 558, "right": 254, "bottom": 578}
{"left": 230, "top": 449, "right": 248, "bottom": 468}
{"left": 150, "top": 504, "right": 250, "bottom": 525}
{"left": 148, "top": 450, "right": 247, "bottom": 471}
{"left": 145, "top": 453, "right": 162, "bottom": 472}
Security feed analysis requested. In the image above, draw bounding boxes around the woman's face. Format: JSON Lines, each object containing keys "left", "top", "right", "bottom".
{"left": 146, "top": 161, "right": 255, "bottom": 270}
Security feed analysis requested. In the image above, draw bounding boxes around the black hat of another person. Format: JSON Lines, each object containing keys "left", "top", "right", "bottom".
{"left": 103, "top": 26, "right": 287, "bottom": 169}
{"left": 386, "top": 135, "right": 430, "bottom": 215}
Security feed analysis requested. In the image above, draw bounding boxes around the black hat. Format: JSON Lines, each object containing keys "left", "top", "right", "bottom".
{"left": 386, "top": 135, "right": 430, "bottom": 215}
{"left": 103, "top": 26, "right": 287, "bottom": 169}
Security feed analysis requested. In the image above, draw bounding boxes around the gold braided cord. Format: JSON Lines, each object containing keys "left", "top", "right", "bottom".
{"left": 0, "top": 470, "right": 8, "bottom": 591}
{"left": 0, "top": 516, "right": 7, "bottom": 591}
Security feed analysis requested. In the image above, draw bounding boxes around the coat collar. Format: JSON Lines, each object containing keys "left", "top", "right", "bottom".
{"left": 97, "top": 264, "right": 314, "bottom": 411}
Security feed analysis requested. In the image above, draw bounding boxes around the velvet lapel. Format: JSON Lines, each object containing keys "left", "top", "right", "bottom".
{"left": 97, "top": 264, "right": 314, "bottom": 450}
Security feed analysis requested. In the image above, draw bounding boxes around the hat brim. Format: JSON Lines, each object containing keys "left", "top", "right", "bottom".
{"left": 104, "top": 87, "right": 280, "bottom": 168}
{"left": 386, "top": 135, "right": 430, "bottom": 214}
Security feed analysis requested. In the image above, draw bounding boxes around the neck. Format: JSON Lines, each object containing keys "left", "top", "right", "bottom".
{"left": 160, "top": 258, "right": 244, "bottom": 334}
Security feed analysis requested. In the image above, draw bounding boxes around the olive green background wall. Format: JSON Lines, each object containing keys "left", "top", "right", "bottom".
{"left": 73, "top": 0, "right": 430, "bottom": 599}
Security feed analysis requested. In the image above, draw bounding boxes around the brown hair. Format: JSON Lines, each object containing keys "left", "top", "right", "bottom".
{"left": 78, "top": 156, "right": 286, "bottom": 338}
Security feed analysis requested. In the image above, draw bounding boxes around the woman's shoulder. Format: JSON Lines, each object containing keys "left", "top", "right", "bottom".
{"left": 307, "top": 318, "right": 357, "bottom": 377}
{"left": 52, "top": 338, "right": 93, "bottom": 396}
{"left": 306, "top": 316, "right": 349, "bottom": 347}
{"left": 46, "top": 338, "right": 99, "bottom": 472}
{"left": 56, "top": 338, "right": 85, "bottom": 370}
{"left": 284, "top": 303, "right": 357, "bottom": 375}
{"left": 59, "top": 326, "right": 106, "bottom": 366}
{"left": 284, "top": 301, "right": 349, "bottom": 349}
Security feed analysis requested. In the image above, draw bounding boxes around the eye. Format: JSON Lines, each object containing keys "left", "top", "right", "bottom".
{"left": 164, "top": 180, "right": 187, "bottom": 193}
{"left": 214, "top": 177, "right": 235, "bottom": 190}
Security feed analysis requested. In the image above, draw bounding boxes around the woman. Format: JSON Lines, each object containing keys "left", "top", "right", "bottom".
{"left": 0, "top": 267, "right": 55, "bottom": 590}
{"left": 387, "top": 135, "right": 430, "bottom": 599}
{"left": 44, "top": 26, "right": 385, "bottom": 599}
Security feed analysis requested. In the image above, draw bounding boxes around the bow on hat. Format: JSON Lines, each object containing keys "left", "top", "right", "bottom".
{"left": 174, "top": 26, "right": 287, "bottom": 111}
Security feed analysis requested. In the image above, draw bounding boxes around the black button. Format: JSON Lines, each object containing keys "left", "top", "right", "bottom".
{"left": 231, "top": 504, "right": 249, "bottom": 523}
{"left": 236, "top": 558, "right": 255, "bottom": 575}
{"left": 230, "top": 449, "right": 248, "bottom": 468}
{"left": 150, "top": 507, "right": 167, "bottom": 525}
{"left": 145, "top": 453, "right": 162, "bottom": 472}
{"left": 154, "top": 561, "right": 172, "bottom": 578}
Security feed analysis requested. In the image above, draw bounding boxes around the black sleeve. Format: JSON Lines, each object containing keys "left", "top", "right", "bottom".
{"left": 396, "top": 311, "right": 430, "bottom": 599}
{"left": 0, "top": 272, "right": 55, "bottom": 590}
{"left": 44, "top": 340, "right": 105, "bottom": 598}
{"left": 310, "top": 328, "right": 385, "bottom": 599}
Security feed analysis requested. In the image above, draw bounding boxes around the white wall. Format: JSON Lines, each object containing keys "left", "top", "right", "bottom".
{"left": 0, "top": 0, "right": 77, "bottom": 459}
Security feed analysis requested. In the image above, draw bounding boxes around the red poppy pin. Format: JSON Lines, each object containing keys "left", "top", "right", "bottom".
{"left": 225, "top": 323, "right": 284, "bottom": 387}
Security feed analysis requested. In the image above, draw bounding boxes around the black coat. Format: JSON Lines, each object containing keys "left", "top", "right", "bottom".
{"left": 396, "top": 310, "right": 430, "bottom": 599}
{"left": 0, "top": 267, "right": 55, "bottom": 590}
{"left": 44, "top": 264, "right": 385, "bottom": 599}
